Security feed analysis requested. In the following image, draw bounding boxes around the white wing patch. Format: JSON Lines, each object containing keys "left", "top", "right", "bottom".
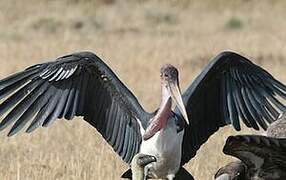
{"left": 40, "top": 65, "right": 78, "bottom": 81}
{"left": 136, "top": 117, "right": 145, "bottom": 137}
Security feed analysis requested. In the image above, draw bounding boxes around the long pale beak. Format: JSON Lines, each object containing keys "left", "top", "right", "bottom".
{"left": 168, "top": 82, "right": 189, "bottom": 124}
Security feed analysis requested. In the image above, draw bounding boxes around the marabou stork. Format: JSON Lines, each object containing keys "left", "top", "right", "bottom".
{"left": 0, "top": 51, "right": 285, "bottom": 179}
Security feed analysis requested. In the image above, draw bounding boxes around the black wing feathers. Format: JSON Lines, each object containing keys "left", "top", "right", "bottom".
{"left": 179, "top": 51, "right": 286, "bottom": 165}
{"left": 0, "top": 51, "right": 148, "bottom": 163}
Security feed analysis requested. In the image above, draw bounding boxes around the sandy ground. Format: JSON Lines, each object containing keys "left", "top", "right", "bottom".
{"left": 0, "top": 0, "right": 285, "bottom": 179}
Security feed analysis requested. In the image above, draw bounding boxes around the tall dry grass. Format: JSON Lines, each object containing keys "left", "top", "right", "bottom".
{"left": 0, "top": 0, "right": 285, "bottom": 179}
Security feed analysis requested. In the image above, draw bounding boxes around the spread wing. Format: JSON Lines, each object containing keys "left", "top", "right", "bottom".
{"left": 178, "top": 51, "right": 286, "bottom": 165}
{"left": 0, "top": 51, "right": 151, "bottom": 163}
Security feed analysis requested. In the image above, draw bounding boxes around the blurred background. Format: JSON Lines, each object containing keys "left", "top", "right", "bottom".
{"left": 0, "top": 0, "right": 285, "bottom": 179}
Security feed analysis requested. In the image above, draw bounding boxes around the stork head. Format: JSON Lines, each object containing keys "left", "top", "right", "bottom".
{"left": 160, "top": 64, "right": 189, "bottom": 124}
{"left": 143, "top": 64, "right": 189, "bottom": 140}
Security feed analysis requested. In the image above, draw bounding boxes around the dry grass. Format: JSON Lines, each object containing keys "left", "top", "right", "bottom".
{"left": 0, "top": 0, "right": 285, "bottom": 179}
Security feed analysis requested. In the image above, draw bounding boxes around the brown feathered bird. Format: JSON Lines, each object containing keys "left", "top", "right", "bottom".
{"left": 215, "top": 114, "right": 286, "bottom": 180}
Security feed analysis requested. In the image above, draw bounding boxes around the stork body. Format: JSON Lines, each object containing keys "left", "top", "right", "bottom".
{"left": 0, "top": 51, "right": 285, "bottom": 179}
{"left": 140, "top": 116, "right": 184, "bottom": 178}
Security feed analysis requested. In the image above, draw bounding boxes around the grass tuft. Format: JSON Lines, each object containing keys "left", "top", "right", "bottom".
{"left": 225, "top": 17, "right": 244, "bottom": 30}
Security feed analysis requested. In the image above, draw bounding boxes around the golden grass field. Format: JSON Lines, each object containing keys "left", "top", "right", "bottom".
{"left": 0, "top": 0, "right": 286, "bottom": 179}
